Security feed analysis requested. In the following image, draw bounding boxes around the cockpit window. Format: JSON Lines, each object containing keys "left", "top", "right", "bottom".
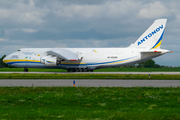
{"left": 17, "top": 50, "right": 20, "bottom": 51}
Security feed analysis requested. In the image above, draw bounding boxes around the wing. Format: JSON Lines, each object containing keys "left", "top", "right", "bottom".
{"left": 47, "top": 49, "right": 79, "bottom": 61}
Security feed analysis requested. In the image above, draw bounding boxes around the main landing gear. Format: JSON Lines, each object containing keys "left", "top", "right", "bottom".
{"left": 24, "top": 68, "right": 28, "bottom": 72}
{"left": 67, "top": 68, "right": 94, "bottom": 72}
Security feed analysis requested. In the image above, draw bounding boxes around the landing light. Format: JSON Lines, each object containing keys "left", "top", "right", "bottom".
{"left": 154, "top": 50, "right": 157, "bottom": 52}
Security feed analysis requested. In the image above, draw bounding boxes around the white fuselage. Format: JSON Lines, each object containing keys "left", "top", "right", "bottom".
{"left": 3, "top": 47, "right": 166, "bottom": 71}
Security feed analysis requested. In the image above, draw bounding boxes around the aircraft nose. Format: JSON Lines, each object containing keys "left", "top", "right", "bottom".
{"left": 3, "top": 55, "right": 9, "bottom": 64}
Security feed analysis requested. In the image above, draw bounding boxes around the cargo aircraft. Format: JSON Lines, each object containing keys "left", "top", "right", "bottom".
{"left": 3, "top": 19, "right": 170, "bottom": 72}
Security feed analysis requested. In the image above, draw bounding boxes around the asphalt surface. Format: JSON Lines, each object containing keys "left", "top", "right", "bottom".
{"left": 1, "top": 72, "right": 180, "bottom": 74}
{"left": 0, "top": 79, "right": 180, "bottom": 87}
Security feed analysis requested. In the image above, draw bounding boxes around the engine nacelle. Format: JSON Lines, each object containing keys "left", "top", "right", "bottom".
{"left": 40, "top": 57, "right": 46, "bottom": 64}
{"left": 40, "top": 56, "right": 58, "bottom": 66}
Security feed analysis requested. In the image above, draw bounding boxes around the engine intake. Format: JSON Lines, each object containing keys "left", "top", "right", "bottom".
{"left": 40, "top": 56, "right": 59, "bottom": 66}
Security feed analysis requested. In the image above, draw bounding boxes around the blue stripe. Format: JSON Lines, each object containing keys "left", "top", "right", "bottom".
{"left": 46, "top": 61, "right": 53, "bottom": 63}
{"left": 62, "top": 56, "right": 137, "bottom": 66}
{"left": 6, "top": 56, "right": 137, "bottom": 66}
{"left": 7, "top": 61, "right": 41, "bottom": 65}
{"left": 151, "top": 30, "right": 164, "bottom": 49}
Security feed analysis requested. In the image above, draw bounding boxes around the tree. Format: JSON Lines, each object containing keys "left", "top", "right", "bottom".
{"left": 137, "top": 61, "right": 145, "bottom": 68}
{"left": 155, "top": 64, "right": 162, "bottom": 68}
{"left": 137, "top": 59, "right": 157, "bottom": 68}
{"left": 144, "top": 59, "right": 155, "bottom": 68}
{"left": 0, "top": 55, "right": 8, "bottom": 68}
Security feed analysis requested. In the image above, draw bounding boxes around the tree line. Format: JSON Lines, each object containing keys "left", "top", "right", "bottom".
{"left": 122, "top": 59, "right": 162, "bottom": 68}
{"left": 0, "top": 55, "right": 8, "bottom": 68}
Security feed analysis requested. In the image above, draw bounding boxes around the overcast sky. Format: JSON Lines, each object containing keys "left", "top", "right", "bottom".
{"left": 0, "top": 0, "right": 180, "bottom": 66}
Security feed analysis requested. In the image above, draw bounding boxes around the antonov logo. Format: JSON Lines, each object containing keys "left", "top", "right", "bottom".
{"left": 138, "top": 25, "right": 163, "bottom": 46}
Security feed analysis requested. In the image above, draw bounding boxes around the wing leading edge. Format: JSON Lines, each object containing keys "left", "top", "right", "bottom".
{"left": 47, "top": 49, "right": 79, "bottom": 61}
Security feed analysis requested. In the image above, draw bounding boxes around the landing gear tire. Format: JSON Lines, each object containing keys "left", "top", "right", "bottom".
{"left": 84, "top": 68, "right": 88, "bottom": 72}
{"left": 75, "top": 69, "right": 80, "bottom": 72}
{"left": 67, "top": 68, "right": 92, "bottom": 72}
{"left": 72, "top": 68, "right": 76, "bottom": 72}
{"left": 80, "top": 69, "right": 83, "bottom": 72}
{"left": 24, "top": 68, "right": 28, "bottom": 72}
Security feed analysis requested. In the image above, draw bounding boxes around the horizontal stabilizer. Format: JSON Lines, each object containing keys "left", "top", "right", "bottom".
{"left": 141, "top": 49, "right": 170, "bottom": 54}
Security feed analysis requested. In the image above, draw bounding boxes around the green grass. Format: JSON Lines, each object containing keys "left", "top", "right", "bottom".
{"left": 1, "top": 73, "right": 180, "bottom": 79}
{"left": 0, "top": 87, "right": 180, "bottom": 119}
{"left": 96, "top": 67, "right": 180, "bottom": 72}
{"left": 1, "top": 67, "right": 180, "bottom": 72}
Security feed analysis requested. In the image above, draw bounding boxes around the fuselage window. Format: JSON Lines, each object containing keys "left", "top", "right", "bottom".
{"left": 11, "top": 55, "right": 19, "bottom": 59}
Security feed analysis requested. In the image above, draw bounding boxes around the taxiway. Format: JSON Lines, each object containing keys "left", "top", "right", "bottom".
{"left": 0, "top": 79, "right": 180, "bottom": 87}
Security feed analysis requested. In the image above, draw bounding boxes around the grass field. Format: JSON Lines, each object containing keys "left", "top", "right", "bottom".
{"left": 96, "top": 67, "right": 180, "bottom": 72}
{"left": 1, "top": 67, "right": 180, "bottom": 72}
{"left": 1, "top": 73, "right": 180, "bottom": 79}
{"left": 0, "top": 87, "right": 180, "bottom": 119}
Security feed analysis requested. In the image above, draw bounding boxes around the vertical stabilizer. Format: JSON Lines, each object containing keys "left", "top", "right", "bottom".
{"left": 129, "top": 19, "right": 167, "bottom": 49}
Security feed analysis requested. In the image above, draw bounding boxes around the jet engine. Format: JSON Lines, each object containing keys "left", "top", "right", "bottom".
{"left": 40, "top": 56, "right": 59, "bottom": 66}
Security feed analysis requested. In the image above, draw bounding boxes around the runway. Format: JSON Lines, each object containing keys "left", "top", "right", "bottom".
{"left": 0, "top": 79, "right": 180, "bottom": 87}
{"left": 1, "top": 72, "right": 180, "bottom": 74}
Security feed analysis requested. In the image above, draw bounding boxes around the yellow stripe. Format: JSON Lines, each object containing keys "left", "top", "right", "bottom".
{"left": 4, "top": 59, "right": 86, "bottom": 64}
{"left": 151, "top": 40, "right": 162, "bottom": 50}
{"left": 4, "top": 59, "right": 130, "bottom": 65}
{"left": 108, "top": 60, "right": 129, "bottom": 64}
{"left": 3, "top": 59, "right": 40, "bottom": 63}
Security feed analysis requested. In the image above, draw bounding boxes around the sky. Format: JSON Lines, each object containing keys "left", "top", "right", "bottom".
{"left": 0, "top": 0, "right": 180, "bottom": 66}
